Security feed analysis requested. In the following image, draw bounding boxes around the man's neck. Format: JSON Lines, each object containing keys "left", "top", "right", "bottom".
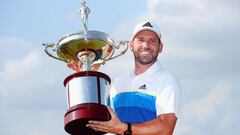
{"left": 134, "top": 60, "right": 157, "bottom": 75}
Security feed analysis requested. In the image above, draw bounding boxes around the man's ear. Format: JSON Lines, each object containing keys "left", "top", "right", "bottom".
{"left": 159, "top": 42, "right": 163, "bottom": 53}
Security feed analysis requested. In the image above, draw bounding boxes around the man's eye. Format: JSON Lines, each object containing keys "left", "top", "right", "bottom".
{"left": 137, "top": 38, "right": 144, "bottom": 42}
{"left": 150, "top": 39, "right": 156, "bottom": 43}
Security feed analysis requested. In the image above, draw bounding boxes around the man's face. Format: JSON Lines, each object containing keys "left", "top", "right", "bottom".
{"left": 130, "top": 30, "right": 162, "bottom": 65}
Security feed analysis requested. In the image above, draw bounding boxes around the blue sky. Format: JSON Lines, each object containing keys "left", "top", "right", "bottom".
{"left": 1, "top": 0, "right": 240, "bottom": 135}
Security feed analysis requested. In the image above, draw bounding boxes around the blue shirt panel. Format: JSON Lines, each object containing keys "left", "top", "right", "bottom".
{"left": 113, "top": 92, "right": 156, "bottom": 123}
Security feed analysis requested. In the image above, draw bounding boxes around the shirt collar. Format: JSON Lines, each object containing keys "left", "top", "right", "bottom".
{"left": 130, "top": 60, "right": 161, "bottom": 77}
{"left": 143, "top": 60, "right": 161, "bottom": 76}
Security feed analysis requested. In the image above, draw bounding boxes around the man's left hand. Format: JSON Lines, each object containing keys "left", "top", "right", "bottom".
{"left": 86, "top": 107, "right": 127, "bottom": 134}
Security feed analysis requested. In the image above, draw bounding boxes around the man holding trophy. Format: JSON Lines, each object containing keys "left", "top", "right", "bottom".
{"left": 43, "top": 1, "right": 181, "bottom": 135}
{"left": 68, "top": 20, "right": 181, "bottom": 135}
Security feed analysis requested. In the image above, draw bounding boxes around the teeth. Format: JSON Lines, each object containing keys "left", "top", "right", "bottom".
{"left": 141, "top": 51, "right": 151, "bottom": 55}
{"left": 140, "top": 50, "right": 152, "bottom": 55}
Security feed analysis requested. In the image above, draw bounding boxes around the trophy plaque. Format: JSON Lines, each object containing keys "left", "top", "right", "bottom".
{"left": 43, "top": 0, "right": 128, "bottom": 135}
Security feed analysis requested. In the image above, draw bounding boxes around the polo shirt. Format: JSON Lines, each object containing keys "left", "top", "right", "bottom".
{"left": 109, "top": 61, "right": 181, "bottom": 123}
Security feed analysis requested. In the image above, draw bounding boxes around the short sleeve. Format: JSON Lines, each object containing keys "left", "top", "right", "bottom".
{"left": 155, "top": 73, "right": 181, "bottom": 117}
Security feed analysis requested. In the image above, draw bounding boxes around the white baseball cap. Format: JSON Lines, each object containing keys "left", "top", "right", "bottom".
{"left": 132, "top": 20, "right": 161, "bottom": 41}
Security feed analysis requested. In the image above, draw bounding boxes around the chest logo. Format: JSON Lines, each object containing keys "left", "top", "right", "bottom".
{"left": 138, "top": 84, "right": 147, "bottom": 90}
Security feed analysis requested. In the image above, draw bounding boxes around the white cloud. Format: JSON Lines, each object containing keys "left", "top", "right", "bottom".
{"left": 0, "top": 51, "right": 58, "bottom": 94}
{"left": 1, "top": 51, "right": 40, "bottom": 82}
{"left": 163, "top": 45, "right": 212, "bottom": 60}
{"left": 0, "top": 37, "right": 68, "bottom": 109}
{"left": 0, "top": 37, "right": 36, "bottom": 58}
{"left": 148, "top": 0, "right": 206, "bottom": 14}
{"left": 0, "top": 37, "right": 68, "bottom": 135}
{"left": 185, "top": 82, "right": 230, "bottom": 121}
{"left": 145, "top": 0, "right": 240, "bottom": 28}
{"left": 0, "top": 109, "right": 66, "bottom": 135}
{"left": 176, "top": 81, "right": 233, "bottom": 134}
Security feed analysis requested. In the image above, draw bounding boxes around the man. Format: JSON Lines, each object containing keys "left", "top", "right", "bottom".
{"left": 68, "top": 20, "right": 181, "bottom": 135}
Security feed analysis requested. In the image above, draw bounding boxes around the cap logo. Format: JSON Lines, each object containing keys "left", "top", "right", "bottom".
{"left": 142, "top": 22, "right": 153, "bottom": 28}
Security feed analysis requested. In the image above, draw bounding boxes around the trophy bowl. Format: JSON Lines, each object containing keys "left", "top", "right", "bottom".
{"left": 56, "top": 31, "right": 115, "bottom": 63}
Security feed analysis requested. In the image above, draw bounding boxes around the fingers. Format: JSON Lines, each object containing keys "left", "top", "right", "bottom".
{"left": 86, "top": 117, "right": 124, "bottom": 134}
{"left": 67, "top": 60, "right": 101, "bottom": 72}
{"left": 67, "top": 60, "right": 83, "bottom": 72}
{"left": 107, "top": 107, "right": 116, "bottom": 117}
{"left": 91, "top": 63, "right": 101, "bottom": 71}
{"left": 86, "top": 121, "right": 110, "bottom": 133}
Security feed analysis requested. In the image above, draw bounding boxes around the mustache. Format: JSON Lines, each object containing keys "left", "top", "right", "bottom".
{"left": 139, "top": 48, "right": 153, "bottom": 53}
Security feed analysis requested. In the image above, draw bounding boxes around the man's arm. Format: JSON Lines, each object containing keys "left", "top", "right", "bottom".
{"left": 87, "top": 107, "right": 177, "bottom": 135}
{"left": 131, "top": 113, "right": 177, "bottom": 135}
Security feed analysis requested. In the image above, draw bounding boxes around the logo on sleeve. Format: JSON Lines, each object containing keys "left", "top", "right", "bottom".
{"left": 138, "top": 84, "right": 147, "bottom": 90}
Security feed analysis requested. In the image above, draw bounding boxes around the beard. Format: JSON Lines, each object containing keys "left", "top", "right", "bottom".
{"left": 133, "top": 47, "right": 159, "bottom": 65}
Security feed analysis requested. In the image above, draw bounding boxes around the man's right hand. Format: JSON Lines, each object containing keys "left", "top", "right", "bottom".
{"left": 67, "top": 60, "right": 101, "bottom": 72}
{"left": 67, "top": 60, "right": 83, "bottom": 72}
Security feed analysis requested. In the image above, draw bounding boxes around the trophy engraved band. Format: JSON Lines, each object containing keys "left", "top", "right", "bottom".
{"left": 43, "top": 0, "right": 128, "bottom": 135}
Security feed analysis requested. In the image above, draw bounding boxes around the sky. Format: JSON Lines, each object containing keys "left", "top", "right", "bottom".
{"left": 0, "top": 0, "right": 240, "bottom": 135}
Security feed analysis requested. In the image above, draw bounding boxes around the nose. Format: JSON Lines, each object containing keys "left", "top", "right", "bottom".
{"left": 141, "top": 40, "right": 151, "bottom": 48}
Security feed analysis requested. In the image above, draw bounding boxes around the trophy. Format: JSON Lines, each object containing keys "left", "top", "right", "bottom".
{"left": 42, "top": 0, "right": 128, "bottom": 135}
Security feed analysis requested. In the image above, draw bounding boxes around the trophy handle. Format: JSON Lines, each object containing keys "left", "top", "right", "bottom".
{"left": 92, "top": 41, "right": 129, "bottom": 66}
{"left": 107, "top": 41, "right": 129, "bottom": 61}
{"left": 42, "top": 43, "right": 68, "bottom": 63}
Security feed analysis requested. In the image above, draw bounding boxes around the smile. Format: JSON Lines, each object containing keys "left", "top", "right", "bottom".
{"left": 139, "top": 49, "right": 153, "bottom": 55}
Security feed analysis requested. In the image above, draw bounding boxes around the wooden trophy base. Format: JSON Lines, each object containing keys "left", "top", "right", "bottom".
{"left": 64, "top": 103, "right": 111, "bottom": 135}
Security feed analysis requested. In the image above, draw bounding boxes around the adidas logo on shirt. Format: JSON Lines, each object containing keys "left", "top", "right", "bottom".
{"left": 138, "top": 84, "right": 147, "bottom": 90}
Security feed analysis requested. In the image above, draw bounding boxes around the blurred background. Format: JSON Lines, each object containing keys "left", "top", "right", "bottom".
{"left": 0, "top": 0, "right": 239, "bottom": 134}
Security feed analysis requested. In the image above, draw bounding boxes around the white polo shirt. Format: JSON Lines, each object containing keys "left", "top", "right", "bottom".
{"left": 109, "top": 61, "right": 181, "bottom": 123}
